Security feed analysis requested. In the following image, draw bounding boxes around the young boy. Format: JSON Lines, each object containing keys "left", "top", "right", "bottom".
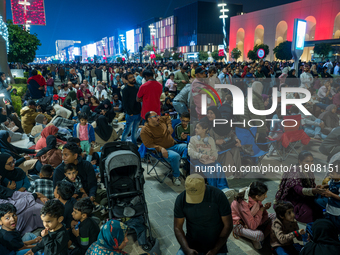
{"left": 27, "top": 200, "right": 69, "bottom": 255}
{"left": 73, "top": 113, "right": 95, "bottom": 155}
{"left": 54, "top": 181, "right": 77, "bottom": 230}
{"left": 175, "top": 111, "right": 190, "bottom": 142}
{"left": 270, "top": 201, "right": 304, "bottom": 255}
{"left": 63, "top": 163, "right": 87, "bottom": 198}
{"left": 28, "top": 164, "right": 55, "bottom": 200}
{"left": 71, "top": 198, "right": 100, "bottom": 255}
{"left": 0, "top": 203, "right": 41, "bottom": 255}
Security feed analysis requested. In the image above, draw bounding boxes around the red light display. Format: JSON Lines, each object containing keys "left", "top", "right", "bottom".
{"left": 11, "top": 0, "right": 46, "bottom": 26}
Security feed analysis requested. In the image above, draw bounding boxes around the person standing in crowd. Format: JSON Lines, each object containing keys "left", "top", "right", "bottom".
{"left": 46, "top": 73, "right": 54, "bottom": 97}
{"left": 300, "top": 64, "right": 314, "bottom": 89}
{"left": 334, "top": 62, "right": 340, "bottom": 75}
{"left": 27, "top": 70, "right": 46, "bottom": 100}
{"left": 59, "top": 65, "right": 66, "bottom": 82}
{"left": 91, "top": 66, "right": 97, "bottom": 86}
{"left": 174, "top": 65, "right": 189, "bottom": 91}
{"left": 137, "top": 69, "right": 163, "bottom": 121}
{"left": 323, "top": 59, "right": 333, "bottom": 74}
{"left": 121, "top": 72, "right": 141, "bottom": 145}
{"left": 174, "top": 174, "right": 233, "bottom": 255}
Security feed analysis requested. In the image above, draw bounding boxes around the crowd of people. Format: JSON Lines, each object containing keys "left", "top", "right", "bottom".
{"left": 0, "top": 59, "right": 339, "bottom": 255}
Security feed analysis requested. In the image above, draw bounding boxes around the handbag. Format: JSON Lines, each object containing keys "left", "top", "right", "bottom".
{"left": 220, "top": 138, "right": 237, "bottom": 151}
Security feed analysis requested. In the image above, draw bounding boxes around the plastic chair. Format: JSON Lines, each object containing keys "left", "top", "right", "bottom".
{"left": 235, "top": 127, "right": 274, "bottom": 172}
{"left": 280, "top": 115, "right": 310, "bottom": 161}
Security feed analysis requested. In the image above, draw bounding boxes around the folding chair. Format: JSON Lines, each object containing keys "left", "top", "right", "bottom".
{"left": 280, "top": 115, "right": 310, "bottom": 161}
{"left": 138, "top": 144, "right": 173, "bottom": 183}
{"left": 235, "top": 127, "right": 274, "bottom": 172}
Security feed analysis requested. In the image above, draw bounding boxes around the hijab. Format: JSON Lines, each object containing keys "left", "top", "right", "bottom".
{"left": 6, "top": 105, "right": 15, "bottom": 117}
{"left": 64, "top": 90, "right": 77, "bottom": 107}
{"left": 79, "top": 97, "right": 85, "bottom": 106}
{"left": 81, "top": 105, "right": 91, "bottom": 116}
{"left": 201, "top": 106, "right": 231, "bottom": 136}
{"left": 318, "top": 104, "right": 339, "bottom": 127}
{"left": 102, "top": 99, "right": 112, "bottom": 110}
{"left": 0, "top": 130, "right": 19, "bottom": 154}
{"left": 97, "top": 84, "right": 104, "bottom": 92}
{"left": 0, "top": 107, "right": 7, "bottom": 123}
{"left": 275, "top": 164, "right": 316, "bottom": 203}
{"left": 41, "top": 125, "right": 59, "bottom": 139}
{"left": 252, "top": 81, "right": 263, "bottom": 96}
{"left": 0, "top": 153, "right": 26, "bottom": 182}
{"left": 56, "top": 108, "right": 68, "bottom": 119}
{"left": 262, "top": 94, "right": 269, "bottom": 102}
{"left": 95, "top": 115, "right": 113, "bottom": 141}
{"left": 36, "top": 135, "right": 57, "bottom": 157}
{"left": 97, "top": 220, "right": 128, "bottom": 254}
{"left": 300, "top": 219, "right": 340, "bottom": 255}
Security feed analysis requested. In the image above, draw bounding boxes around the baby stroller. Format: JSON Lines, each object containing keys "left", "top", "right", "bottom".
{"left": 100, "top": 141, "right": 160, "bottom": 254}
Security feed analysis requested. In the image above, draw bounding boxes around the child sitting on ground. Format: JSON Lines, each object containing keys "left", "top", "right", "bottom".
{"left": 73, "top": 113, "right": 95, "bottom": 155}
{"left": 27, "top": 200, "right": 69, "bottom": 255}
{"left": 231, "top": 181, "right": 275, "bottom": 250}
{"left": 315, "top": 160, "right": 340, "bottom": 231}
{"left": 188, "top": 121, "right": 228, "bottom": 190}
{"left": 54, "top": 181, "right": 77, "bottom": 230}
{"left": 175, "top": 111, "right": 190, "bottom": 142}
{"left": 63, "top": 163, "right": 87, "bottom": 199}
{"left": 28, "top": 164, "right": 55, "bottom": 200}
{"left": 270, "top": 201, "right": 304, "bottom": 255}
{"left": 0, "top": 203, "right": 41, "bottom": 255}
{"left": 70, "top": 198, "right": 100, "bottom": 255}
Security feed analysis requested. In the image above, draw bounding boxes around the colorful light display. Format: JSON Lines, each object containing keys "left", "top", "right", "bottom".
{"left": 11, "top": 0, "right": 46, "bottom": 26}
{"left": 0, "top": 15, "right": 9, "bottom": 53}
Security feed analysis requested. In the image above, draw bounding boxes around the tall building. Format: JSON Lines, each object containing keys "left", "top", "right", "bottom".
{"left": 229, "top": 0, "right": 340, "bottom": 61}
{"left": 174, "top": 1, "right": 243, "bottom": 56}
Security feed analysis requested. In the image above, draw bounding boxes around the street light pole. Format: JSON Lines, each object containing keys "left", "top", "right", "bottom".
{"left": 149, "top": 24, "right": 156, "bottom": 64}
{"left": 218, "top": 3, "right": 229, "bottom": 62}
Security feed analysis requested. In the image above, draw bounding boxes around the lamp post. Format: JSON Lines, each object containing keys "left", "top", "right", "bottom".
{"left": 218, "top": 2, "right": 229, "bottom": 62}
{"left": 18, "top": 0, "right": 31, "bottom": 32}
{"left": 149, "top": 24, "right": 156, "bottom": 64}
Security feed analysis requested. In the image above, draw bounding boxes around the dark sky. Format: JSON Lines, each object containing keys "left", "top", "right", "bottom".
{"left": 5, "top": 0, "right": 298, "bottom": 56}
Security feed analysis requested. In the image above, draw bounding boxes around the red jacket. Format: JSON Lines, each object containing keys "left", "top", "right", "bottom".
{"left": 27, "top": 75, "right": 46, "bottom": 87}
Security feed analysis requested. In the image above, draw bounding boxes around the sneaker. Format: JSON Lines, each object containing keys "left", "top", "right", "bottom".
{"left": 173, "top": 177, "right": 181, "bottom": 186}
{"left": 252, "top": 240, "right": 262, "bottom": 249}
{"left": 314, "top": 134, "right": 322, "bottom": 140}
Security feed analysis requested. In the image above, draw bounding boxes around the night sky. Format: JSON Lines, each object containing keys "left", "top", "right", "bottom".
{"left": 5, "top": 0, "right": 298, "bottom": 56}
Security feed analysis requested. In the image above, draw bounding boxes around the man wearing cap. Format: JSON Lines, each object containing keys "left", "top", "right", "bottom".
{"left": 174, "top": 174, "right": 232, "bottom": 255}
{"left": 174, "top": 65, "right": 190, "bottom": 91}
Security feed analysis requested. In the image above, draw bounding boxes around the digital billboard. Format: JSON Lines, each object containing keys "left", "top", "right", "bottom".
{"left": 126, "top": 29, "right": 135, "bottom": 53}
{"left": 295, "top": 20, "right": 307, "bottom": 50}
{"left": 11, "top": 0, "right": 46, "bottom": 25}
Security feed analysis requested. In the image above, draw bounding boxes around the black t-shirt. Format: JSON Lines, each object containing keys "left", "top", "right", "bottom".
{"left": 77, "top": 217, "right": 100, "bottom": 254}
{"left": 0, "top": 228, "right": 24, "bottom": 251}
{"left": 63, "top": 197, "right": 77, "bottom": 229}
{"left": 174, "top": 185, "right": 231, "bottom": 253}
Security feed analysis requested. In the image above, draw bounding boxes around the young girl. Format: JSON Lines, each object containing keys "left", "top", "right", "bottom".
{"left": 188, "top": 121, "right": 228, "bottom": 190}
{"left": 270, "top": 201, "right": 304, "bottom": 255}
{"left": 165, "top": 73, "right": 177, "bottom": 95}
{"left": 76, "top": 97, "right": 87, "bottom": 116}
{"left": 231, "top": 181, "right": 275, "bottom": 249}
{"left": 72, "top": 113, "right": 95, "bottom": 155}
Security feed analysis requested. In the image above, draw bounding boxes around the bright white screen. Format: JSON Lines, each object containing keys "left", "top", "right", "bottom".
{"left": 126, "top": 30, "right": 135, "bottom": 53}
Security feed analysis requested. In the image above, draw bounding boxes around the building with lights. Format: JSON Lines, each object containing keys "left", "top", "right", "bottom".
{"left": 229, "top": 0, "right": 340, "bottom": 61}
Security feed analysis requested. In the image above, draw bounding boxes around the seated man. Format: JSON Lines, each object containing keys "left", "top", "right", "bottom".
{"left": 174, "top": 112, "right": 190, "bottom": 142}
{"left": 140, "top": 111, "right": 187, "bottom": 186}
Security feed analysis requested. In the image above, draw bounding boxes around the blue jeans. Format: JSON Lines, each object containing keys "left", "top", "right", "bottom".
{"left": 303, "top": 118, "right": 327, "bottom": 139}
{"left": 16, "top": 233, "right": 38, "bottom": 255}
{"left": 121, "top": 114, "right": 141, "bottom": 145}
{"left": 173, "top": 101, "right": 188, "bottom": 116}
{"left": 51, "top": 72, "right": 55, "bottom": 80}
{"left": 165, "top": 143, "right": 187, "bottom": 177}
{"left": 274, "top": 243, "right": 302, "bottom": 255}
{"left": 46, "top": 86, "right": 54, "bottom": 97}
{"left": 315, "top": 103, "right": 330, "bottom": 110}
{"left": 176, "top": 248, "right": 226, "bottom": 255}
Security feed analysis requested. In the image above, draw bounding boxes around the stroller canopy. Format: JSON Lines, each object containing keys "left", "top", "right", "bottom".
{"left": 105, "top": 150, "right": 141, "bottom": 181}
